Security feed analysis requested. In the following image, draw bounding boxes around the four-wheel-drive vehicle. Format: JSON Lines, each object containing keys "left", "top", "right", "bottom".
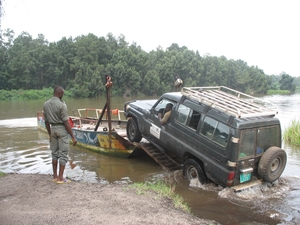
{"left": 124, "top": 86, "right": 287, "bottom": 190}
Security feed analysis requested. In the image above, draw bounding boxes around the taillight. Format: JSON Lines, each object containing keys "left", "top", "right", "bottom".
{"left": 227, "top": 171, "right": 235, "bottom": 186}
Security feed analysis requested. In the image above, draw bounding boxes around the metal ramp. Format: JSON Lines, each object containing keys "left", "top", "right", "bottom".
{"left": 134, "top": 142, "right": 182, "bottom": 171}
{"left": 182, "top": 86, "right": 278, "bottom": 118}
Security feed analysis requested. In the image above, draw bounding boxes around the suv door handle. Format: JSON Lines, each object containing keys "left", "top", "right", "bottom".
{"left": 212, "top": 157, "right": 221, "bottom": 164}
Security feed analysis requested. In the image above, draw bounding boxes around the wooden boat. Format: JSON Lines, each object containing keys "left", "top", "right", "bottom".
{"left": 37, "top": 108, "right": 138, "bottom": 158}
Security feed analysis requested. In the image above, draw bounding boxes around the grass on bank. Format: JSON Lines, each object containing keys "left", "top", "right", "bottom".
{"left": 267, "top": 89, "right": 291, "bottom": 95}
{"left": 283, "top": 119, "right": 300, "bottom": 147}
{"left": 129, "top": 181, "right": 191, "bottom": 213}
{"left": 0, "top": 171, "right": 6, "bottom": 177}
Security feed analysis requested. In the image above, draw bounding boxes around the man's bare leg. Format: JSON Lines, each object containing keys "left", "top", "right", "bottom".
{"left": 52, "top": 159, "right": 58, "bottom": 181}
{"left": 57, "top": 164, "right": 65, "bottom": 181}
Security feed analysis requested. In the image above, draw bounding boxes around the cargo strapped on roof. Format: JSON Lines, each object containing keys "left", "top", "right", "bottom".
{"left": 181, "top": 86, "right": 278, "bottom": 118}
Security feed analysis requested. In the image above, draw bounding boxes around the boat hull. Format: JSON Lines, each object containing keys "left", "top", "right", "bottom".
{"left": 72, "top": 128, "right": 135, "bottom": 158}
{"left": 37, "top": 112, "right": 135, "bottom": 158}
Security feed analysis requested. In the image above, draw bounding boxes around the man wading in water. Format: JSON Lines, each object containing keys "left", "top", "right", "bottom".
{"left": 43, "top": 86, "right": 77, "bottom": 184}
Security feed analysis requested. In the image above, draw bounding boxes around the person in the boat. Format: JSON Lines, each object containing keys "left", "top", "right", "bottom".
{"left": 43, "top": 86, "right": 77, "bottom": 184}
{"left": 158, "top": 103, "right": 173, "bottom": 125}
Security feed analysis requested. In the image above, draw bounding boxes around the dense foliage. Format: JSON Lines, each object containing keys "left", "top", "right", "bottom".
{"left": 0, "top": 29, "right": 298, "bottom": 98}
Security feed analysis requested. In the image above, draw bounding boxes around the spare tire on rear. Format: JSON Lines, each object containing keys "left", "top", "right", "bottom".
{"left": 258, "top": 147, "right": 287, "bottom": 183}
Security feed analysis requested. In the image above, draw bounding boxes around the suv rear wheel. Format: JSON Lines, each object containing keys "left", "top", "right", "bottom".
{"left": 126, "top": 118, "right": 142, "bottom": 142}
{"left": 183, "top": 158, "right": 207, "bottom": 184}
{"left": 258, "top": 147, "right": 287, "bottom": 183}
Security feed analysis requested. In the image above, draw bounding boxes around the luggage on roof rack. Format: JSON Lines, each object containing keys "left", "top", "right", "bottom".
{"left": 181, "top": 86, "right": 278, "bottom": 118}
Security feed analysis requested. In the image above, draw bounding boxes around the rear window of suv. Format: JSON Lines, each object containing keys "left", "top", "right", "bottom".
{"left": 239, "top": 126, "right": 281, "bottom": 159}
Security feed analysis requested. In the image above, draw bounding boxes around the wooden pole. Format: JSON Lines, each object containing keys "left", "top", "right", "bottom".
{"left": 94, "top": 102, "right": 107, "bottom": 131}
{"left": 105, "top": 75, "right": 113, "bottom": 148}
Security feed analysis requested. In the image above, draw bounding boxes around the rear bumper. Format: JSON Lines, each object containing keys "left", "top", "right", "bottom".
{"left": 232, "top": 177, "right": 262, "bottom": 192}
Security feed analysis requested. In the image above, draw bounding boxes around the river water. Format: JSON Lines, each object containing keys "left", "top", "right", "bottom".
{"left": 0, "top": 94, "right": 299, "bottom": 225}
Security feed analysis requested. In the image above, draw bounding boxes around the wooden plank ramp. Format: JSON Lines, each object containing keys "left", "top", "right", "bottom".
{"left": 133, "top": 142, "right": 182, "bottom": 171}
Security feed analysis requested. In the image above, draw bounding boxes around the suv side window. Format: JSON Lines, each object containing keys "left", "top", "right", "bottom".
{"left": 201, "top": 116, "right": 229, "bottom": 147}
{"left": 175, "top": 104, "right": 190, "bottom": 124}
{"left": 188, "top": 110, "right": 201, "bottom": 130}
{"left": 175, "top": 104, "right": 201, "bottom": 131}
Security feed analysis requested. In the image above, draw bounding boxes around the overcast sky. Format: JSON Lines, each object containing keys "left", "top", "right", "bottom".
{"left": 2, "top": 0, "right": 299, "bottom": 77}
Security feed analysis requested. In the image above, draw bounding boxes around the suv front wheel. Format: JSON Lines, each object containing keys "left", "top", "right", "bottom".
{"left": 183, "top": 158, "right": 207, "bottom": 184}
{"left": 126, "top": 118, "right": 142, "bottom": 142}
{"left": 258, "top": 147, "right": 287, "bottom": 183}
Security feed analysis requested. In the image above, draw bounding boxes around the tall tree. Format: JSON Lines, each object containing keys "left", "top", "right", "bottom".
{"left": 70, "top": 34, "right": 107, "bottom": 97}
{"left": 279, "top": 73, "right": 295, "bottom": 92}
{"left": 108, "top": 47, "right": 142, "bottom": 96}
{"left": 7, "top": 32, "right": 37, "bottom": 89}
{"left": 0, "top": 28, "right": 13, "bottom": 89}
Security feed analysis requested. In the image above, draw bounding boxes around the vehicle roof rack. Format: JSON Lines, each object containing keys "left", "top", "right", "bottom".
{"left": 181, "top": 86, "right": 278, "bottom": 118}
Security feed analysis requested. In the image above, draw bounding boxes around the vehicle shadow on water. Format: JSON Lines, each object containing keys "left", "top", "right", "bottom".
{"left": 164, "top": 170, "right": 300, "bottom": 225}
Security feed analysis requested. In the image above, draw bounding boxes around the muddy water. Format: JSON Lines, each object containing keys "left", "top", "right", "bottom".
{"left": 0, "top": 94, "right": 299, "bottom": 225}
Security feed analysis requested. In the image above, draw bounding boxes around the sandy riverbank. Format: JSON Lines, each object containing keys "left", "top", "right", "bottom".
{"left": 0, "top": 174, "right": 221, "bottom": 225}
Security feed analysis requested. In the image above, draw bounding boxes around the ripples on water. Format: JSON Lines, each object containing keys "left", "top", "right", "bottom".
{"left": 173, "top": 176, "right": 299, "bottom": 224}
{"left": 0, "top": 118, "right": 52, "bottom": 174}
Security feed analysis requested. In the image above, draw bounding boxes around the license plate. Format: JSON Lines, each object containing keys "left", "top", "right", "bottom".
{"left": 240, "top": 172, "right": 251, "bottom": 183}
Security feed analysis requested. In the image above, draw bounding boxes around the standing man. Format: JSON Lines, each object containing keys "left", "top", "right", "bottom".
{"left": 174, "top": 74, "right": 183, "bottom": 91}
{"left": 43, "top": 86, "right": 77, "bottom": 184}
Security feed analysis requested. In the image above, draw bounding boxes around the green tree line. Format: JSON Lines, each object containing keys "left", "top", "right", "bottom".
{"left": 0, "top": 29, "right": 297, "bottom": 98}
